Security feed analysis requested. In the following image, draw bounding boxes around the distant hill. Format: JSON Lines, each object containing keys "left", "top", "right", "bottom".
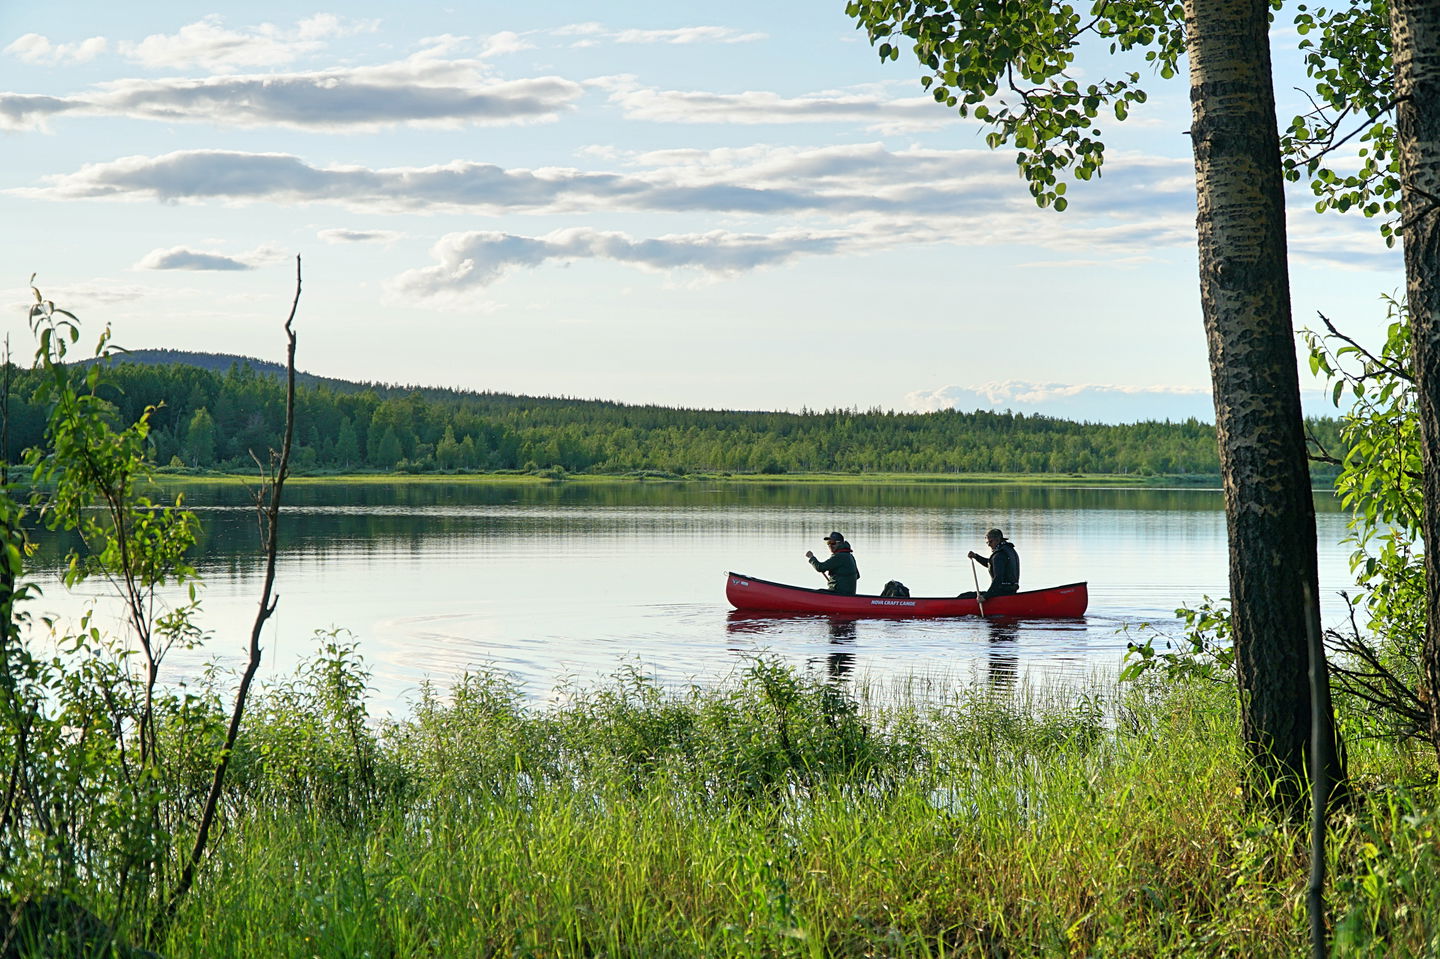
{"left": 97, "top": 349, "right": 338, "bottom": 390}
{"left": 96, "top": 349, "right": 704, "bottom": 411}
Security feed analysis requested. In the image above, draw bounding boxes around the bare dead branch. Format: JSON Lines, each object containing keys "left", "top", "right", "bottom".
{"left": 163, "top": 255, "right": 301, "bottom": 931}
{"left": 1324, "top": 600, "right": 1429, "bottom": 736}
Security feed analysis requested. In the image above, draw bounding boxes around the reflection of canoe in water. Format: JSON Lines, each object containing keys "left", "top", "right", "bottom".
{"left": 725, "top": 572, "right": 1088, "bottom": 618}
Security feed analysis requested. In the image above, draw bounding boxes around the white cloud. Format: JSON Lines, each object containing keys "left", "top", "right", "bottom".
{"left": 117, "top": 14, "right": 374, "bottom": 70}
{"left": 0, "top": 55, "right": 583, "bottom": 132}
{"left": 15, "top": 143, "right": 1075, "bottom": 217}
{"left": 136, "top": 249, "right": 254, "bottom": 272}
{"left": 34, "top": 143, "right": 1387, "bottom": 283}
{"left": 557, "top": 23, "right": 765, "bottom": 48}
{"left": 135, "top": 244, "right": 288, "bottom": 271}
{"left": 922, "top": 380, "right": 1213, "bottom": 407}
{"left": 4, "top": 33, "right": 107, "bottom": 65}
{"left": 610, "top": 26, "right": 767, "bottom": 45}
{"left": 297, "top": 14, "right": 379, "bottom": 41}
{"left": 1285, "top": 202, "right": 1400, "bottom": 272}
{"left": 552, "top": 23, "right": 605, "bottom": 38}
{"left": 410, "top": 33, "right": 464, "bottom": 56}
{"left": 0, "top": 93, "right": 77, "bottom": 131}
{"left": 388, "top": 227, "right": 854, "bottom": 301}
{"left": 906, "top": 381, "right": 1218, "bottom": 423}
{"left": 604, "top": 82, "right": 957, "bottom": 133}
{"left": 121, "top": 18, "right": 315, "bottom": 70}
{"left": 410, "top": 31, "right": 534, "bottom": 59}
{"left": 905, "top": 380, "right": 1342, "bottom": 423}
{"left": 12, "top": 143, "right": 1224, "bottom": 276}
{"left": 318, "top": 228, "right": 405, "bottom": 245}
{"left": 95, "top": 70, "right": 581, "bottom": 131}
{"left": 479, "top": 31, "right": 533, "bottom": 57}
{"left": 7, "top": 279, "right": 169, "bottom": 314}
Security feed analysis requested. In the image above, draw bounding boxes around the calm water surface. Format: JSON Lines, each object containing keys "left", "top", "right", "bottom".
{"left": 24, "top": 481, "right": 1354, "bottom": 712}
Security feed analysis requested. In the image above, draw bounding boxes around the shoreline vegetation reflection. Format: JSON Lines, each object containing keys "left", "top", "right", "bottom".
{"left": 21, "top": 479, "right": 1343, "bottom": 571}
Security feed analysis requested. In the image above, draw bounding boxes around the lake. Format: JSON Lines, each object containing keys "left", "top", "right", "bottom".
{"left": 22, "top": 480, "right": 1356, "bottom": 712}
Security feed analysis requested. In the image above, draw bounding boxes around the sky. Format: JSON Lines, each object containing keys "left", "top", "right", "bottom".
{"left": 0, "top": 2, "right": 1404, "bottom": 421}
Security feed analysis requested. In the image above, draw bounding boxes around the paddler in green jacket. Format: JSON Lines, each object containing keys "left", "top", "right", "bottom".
{"left": 963, "top": 527, "right": 1020, "bottom": 600}
{"left": 806, "top": 531, "right": 860, "bottom": 595}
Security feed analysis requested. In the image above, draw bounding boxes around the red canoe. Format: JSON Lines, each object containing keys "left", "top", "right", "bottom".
{"left": 725, "top": 572, "right": 1088, "bottom": 618}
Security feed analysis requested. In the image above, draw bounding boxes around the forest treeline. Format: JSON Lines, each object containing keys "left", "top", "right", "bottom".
{"left": 1, "top": 357, "right": 1345, "bottom": 479}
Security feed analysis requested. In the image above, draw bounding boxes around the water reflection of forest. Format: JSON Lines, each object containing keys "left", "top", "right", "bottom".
{"left": 144, "top": 478, "right": 1343, "bottom": 513}
{"left": 24, "top": 481, "right": 1340, "bottom": 570}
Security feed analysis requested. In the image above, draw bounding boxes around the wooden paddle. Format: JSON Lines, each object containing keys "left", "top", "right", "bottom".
{"left": 969, "top": 556, "right": 987, "bottom": 617}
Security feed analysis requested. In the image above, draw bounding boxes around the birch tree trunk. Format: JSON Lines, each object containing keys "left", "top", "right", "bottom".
{"left": 1184, "top": 0, "right": 1340, "bottom": 802}
{"left": 1389, "top": 0, "right": 1440, "bottom": 760}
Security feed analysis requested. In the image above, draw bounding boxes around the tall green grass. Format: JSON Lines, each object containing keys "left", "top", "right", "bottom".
{"left": 145, "top": 650, "right": 1439, "bottom": 959}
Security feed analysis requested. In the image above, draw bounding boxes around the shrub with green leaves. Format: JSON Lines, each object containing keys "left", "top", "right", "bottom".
{"left": 2, "top": 288, "right": 217, "bottom": 930}
{"left": 1304, "top": 301, "right": 1430, "bottom": 741}
{"left": 2, "top": 282, "right": 288, "bottom": 947}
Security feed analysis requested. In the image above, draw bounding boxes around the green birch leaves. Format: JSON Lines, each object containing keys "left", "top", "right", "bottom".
{"left": 845, "top": 0, "right": 1180, "bottom": 209}
{"left": 848, "top": 0, "right": 1403, "bottom": 241}
{"left": 1282, "top": 3, "right": 1401, "bottom": 242}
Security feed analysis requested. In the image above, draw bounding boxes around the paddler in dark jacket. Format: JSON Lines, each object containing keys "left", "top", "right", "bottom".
{"left": 806, "top": 531, "right": 860, "bottom": 595}
{"left": 966, "top": 527, "right": 1020, "bottom": 599}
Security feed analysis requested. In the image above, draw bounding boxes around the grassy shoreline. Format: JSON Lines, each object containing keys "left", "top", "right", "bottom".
{"left": 7, "top": 640, "right": 1435, "bottom": 957}
{"left": 149, "top": 660, "right": 1436, "bottom": 958}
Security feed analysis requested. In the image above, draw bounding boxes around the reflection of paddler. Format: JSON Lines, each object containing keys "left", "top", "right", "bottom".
{"left": 827, "top": 617, "right": 856, "bottom": 679}
{"left": 985, "top": 619, "right": 1019, "bottom": 688}
{"left": 827, "top": 617, "right": 857, "bottom": 644}
{"left": 805, "top": 531, "right": 859, "bottom": 595}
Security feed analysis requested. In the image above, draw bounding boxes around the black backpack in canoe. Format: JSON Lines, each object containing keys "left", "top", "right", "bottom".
{"left": 880, "top": 580, "right": 910, "bottom": 598}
